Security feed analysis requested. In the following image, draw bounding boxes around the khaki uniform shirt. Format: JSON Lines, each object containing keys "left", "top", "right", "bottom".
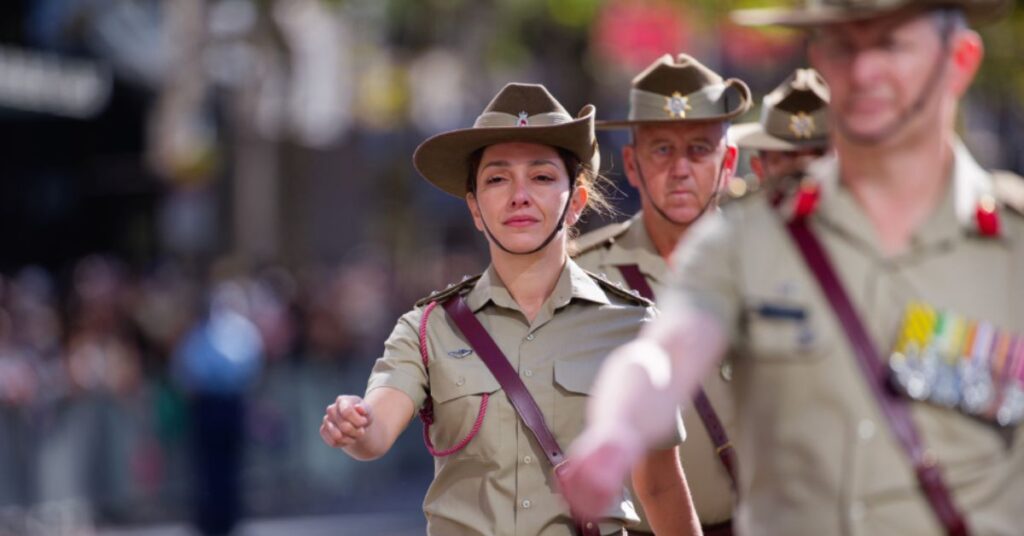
{"left": 574, "top": 213, "right": 738, "bottom": 527}
{"left": 667, "top": 144, "right": 1024, "bottom": 536}
{"left": 367, "top": 260, "right": 674, "bottom": 536}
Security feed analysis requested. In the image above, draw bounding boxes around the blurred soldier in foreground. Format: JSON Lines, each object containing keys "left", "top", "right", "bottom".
{"left": 560, "top": 1, "right": 1024, "bottom": 535}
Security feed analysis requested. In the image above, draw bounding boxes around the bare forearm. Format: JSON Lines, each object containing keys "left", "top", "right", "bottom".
{"left": 587, "top": 309, "right": 726, "bottom": 455}
{"left": 558, "top": 308, "right": 727, "bottom": 521}
{"left": 632, "top": 447, "right": 702, "bottom": 536}
{"left": 586, "top": 339, "right": 681, "bottom": 450}
{"left": 340, "top": 417, "right": 396, "bottom": 461}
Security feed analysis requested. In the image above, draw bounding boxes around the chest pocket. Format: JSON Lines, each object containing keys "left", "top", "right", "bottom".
{"left": 554, "top": 356, "right": 604, "bottom": 395}
{"left": 428, "top": 360, "right": 502, "bottom": 460}
{"left": 552, "top": 357, "right": 605, "bottom": 445}
{"left": 743, "top": 296, "right": 829, "bottom": 361}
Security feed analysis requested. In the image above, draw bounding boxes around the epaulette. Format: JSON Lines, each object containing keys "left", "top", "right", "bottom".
{"left": 770, "top": 172, "right": 821, "bottom": 221}
{"left": 415, "top": 274, "right": 482, "bottom": 307}
{"left": 992, "top": 170, "right": 1024, "bottom": 217}
{"left": 582, "top": 269, "right": 653, "bottom": 307}
{"left": 571, "top": 219, "right": 633, "bottom": 257}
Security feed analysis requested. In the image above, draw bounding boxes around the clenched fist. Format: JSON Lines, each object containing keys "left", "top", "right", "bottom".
{"left": 320, "top": 395, "right": 373, "bottom": 449}
{"left": 557, "top": 429, "right": 642, "bottom": 520}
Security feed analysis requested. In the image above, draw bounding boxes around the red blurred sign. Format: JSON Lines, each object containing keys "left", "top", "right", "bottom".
{"left": 719, "top": 23, "right": 801, "bottom": 69}
{"left": 593, "top": 0, "right": 691, "bottom": 73}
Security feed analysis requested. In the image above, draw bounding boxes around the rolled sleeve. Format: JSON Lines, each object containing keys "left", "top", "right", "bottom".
{"left": 365, "top": 308, "right": 429, "bottom": 410}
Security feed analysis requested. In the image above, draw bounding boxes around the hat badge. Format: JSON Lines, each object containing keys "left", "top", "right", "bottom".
{"left": 664, "top": 92, "right": 691, "bottom": 119}
{"left": 517, "top": 111, "right": 529, "bottom": 126}
{"left": 789, "top": 111, "right": 816, "bottom": 139}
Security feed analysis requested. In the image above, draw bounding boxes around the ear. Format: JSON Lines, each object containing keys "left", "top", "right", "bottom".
{"left": 949, "top": 30, "right": 983, "bottom": 98}
{"left": 466, "top": 193, "right": 485, "bottom": 232}
{"left": 750, "top": 154, "right": 766, "bottom": 182}
{"left": 622, "top": 145, "right": 641, "bottom": 189}
{"left": 566, "top": 183, "right": 589, "bottom": 226}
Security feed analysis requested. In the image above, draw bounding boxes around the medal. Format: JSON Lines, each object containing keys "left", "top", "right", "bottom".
{"left": 960, "top": 322, "right": 996, "bottom": 414}
{"left": 997, "top": 337, "right": 1024, "bottom": 426}
{"left": 890, "top": 303, "right": 1023, "bottom": 426}
{"left": 929, "top": 313, "right": 963, "bottom": 407}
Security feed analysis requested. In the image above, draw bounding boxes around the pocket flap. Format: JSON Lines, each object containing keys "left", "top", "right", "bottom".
{"left": 430, "top": 362, "right": 501, "bottom": 404}
{"left": 554, "top": 357, "right": 604, "bottom": 395}
{"left": 745, "top": 297, "right": 828, "bottom": 361}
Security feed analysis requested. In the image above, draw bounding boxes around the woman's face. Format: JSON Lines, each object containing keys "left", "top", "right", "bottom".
{"left": 467, "top": 142, "right": 586, "bottom": 255}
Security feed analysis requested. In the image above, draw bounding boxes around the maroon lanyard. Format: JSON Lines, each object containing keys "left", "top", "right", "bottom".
{"left": 785, "top": 219, "right": 969, "bottom": 536}
{"left": 442, "top": 295, "right": 601, "bottom": 536}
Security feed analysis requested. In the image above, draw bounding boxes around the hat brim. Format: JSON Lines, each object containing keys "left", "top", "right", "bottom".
{"left": 596, "top": 79, "right": 752, "bottom": 130}
{"left": 729, "top": 122, "right": 830, "bottom": 151}
{"left": 413, "top": 105, "right": 596, "bottom": 198}
{"left": 730, "top": 1, "right": 1011, "bottom": 27}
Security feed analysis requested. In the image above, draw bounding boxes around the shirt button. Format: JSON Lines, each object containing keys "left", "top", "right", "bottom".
{"left": 523, "top": 455, "right": 532, "bottom": 464}
{"left": 523, "top": 369, "right": 534, "bottom": 377}
{"left": 456, "top": 377, "right": 465, "bottom": 386}
{"left": 525, "top": 333, "right": 535, "bottom": 341}
{"left": 586, "top": 522, "right": 594, "bottom": 530}
{"left": 521, "top": 499, "right": 531, "bottom": 509}
{"left": 719, "top": 362, "right": 733, "bottom": 382}
{"left": 858, "top": 419, "right": 875, "bottom": 440}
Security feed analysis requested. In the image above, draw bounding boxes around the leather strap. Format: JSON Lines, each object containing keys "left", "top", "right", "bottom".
{"left": 616, "top": 264, "right": 741, "bottom": 493}
{"left": 442, "top": 295, "right": 601, "bottom": 536}
{"left": 785, "top": 219, "right": 970, "bottom": 536}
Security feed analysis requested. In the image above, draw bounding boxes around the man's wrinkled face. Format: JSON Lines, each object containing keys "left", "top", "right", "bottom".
{"left": 625, "top": 122, "right": 734, "bottom": 225}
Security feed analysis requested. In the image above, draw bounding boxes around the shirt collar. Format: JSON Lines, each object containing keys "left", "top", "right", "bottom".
{"left": 465, "top": 259, "right": 611, "bottom": 313}
{"left": 811, "top": 139, "right": 1000, "bottom": 252}
{"left": 600, "top": 212, "right": 669, "bottom": 284}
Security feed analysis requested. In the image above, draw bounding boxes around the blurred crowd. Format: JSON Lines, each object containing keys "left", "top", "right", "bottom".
{"left": 0, "top": 248, "right": 485, "bottom": 534}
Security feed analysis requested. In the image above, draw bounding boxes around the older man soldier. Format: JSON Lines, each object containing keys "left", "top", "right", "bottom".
{"left": 572, "top": 53, "right": 750, "bottom": 536}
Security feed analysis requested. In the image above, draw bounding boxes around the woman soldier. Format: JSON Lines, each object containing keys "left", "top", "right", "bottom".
{"left": 319, "top": 83, "right": 700, "bottom": 536}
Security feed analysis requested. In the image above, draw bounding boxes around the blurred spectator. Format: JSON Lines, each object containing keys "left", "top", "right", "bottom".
{"left": 47, "top": 256, "right": 146, "bottom": 522}
{"left": 173, "top": 278, "right": 264, "bottom": 535}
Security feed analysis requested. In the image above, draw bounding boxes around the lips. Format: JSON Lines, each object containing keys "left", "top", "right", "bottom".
{"left": 503, "top": 215, "right": 539, "bottom": 227}
{"left": 846, "top": 95, "right": 890, "bottom": 115}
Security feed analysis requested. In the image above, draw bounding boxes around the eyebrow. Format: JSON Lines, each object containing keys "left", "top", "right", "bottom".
{"left": 645, "top": 136, "right": 715, "bottom": 145}
{"left": 480, "top": 159, "right": 559, "bottom": 170}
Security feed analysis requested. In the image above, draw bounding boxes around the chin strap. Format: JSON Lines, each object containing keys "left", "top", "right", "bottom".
{"left": 631, "top": 149, "right": 729, "bottom": 226}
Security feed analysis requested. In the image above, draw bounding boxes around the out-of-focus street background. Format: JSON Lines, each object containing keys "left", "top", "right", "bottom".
{"left": 1, "top": 1, "right": 1023, "bottom": 534}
